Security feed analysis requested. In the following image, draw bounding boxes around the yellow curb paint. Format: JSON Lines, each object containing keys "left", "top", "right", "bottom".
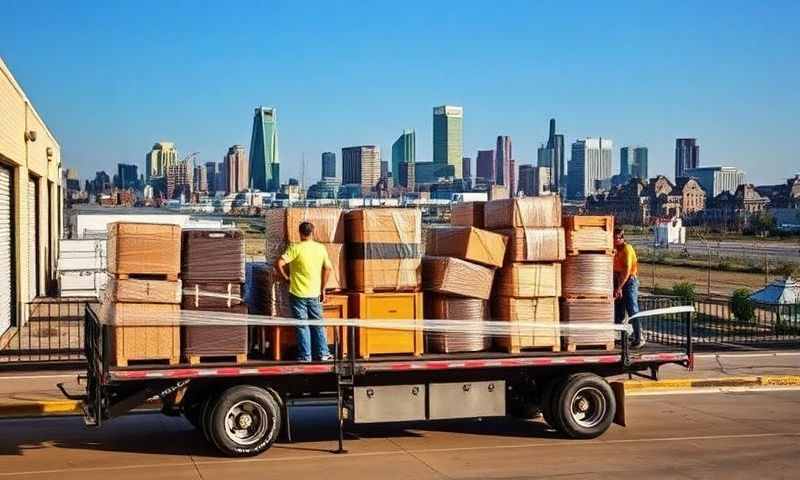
{"left": 0, "top": 400, "right": 81, "bottom": 417}
{"left": 759, "top": 375, "right": 800, "bottom": 386}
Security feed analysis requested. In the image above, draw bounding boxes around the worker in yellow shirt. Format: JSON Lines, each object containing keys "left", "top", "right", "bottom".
{"left": 274, "top": 222, "right": 333, "bottom": 362}
{"left": 613, "top": 228, "right": 645, "bottom": 348}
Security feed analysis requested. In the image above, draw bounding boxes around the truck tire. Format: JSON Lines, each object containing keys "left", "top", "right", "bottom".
{"left": 201, "top": 392, "right": 220, "bottom": 444}
{"left": 539, "top": 377, "right": 566, "bottom": 430}
{"left": 552, "top": 373, "right": 616, "bottom": 439}
{"left": 206, "top": 385, "right": 282, "bottom": 457}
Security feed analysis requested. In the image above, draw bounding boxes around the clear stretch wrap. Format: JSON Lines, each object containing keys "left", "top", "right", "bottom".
{"left": 107, "top": 222, "right": 181, "bottom": 276}
{"left": 493, "top": 296, "right": 560, "bottom": 351}
{"left": 495, "top": 263, "right": 561, "bottom": 298}
{"left": 496, "top": 227, "right": 566, "bottom": 262}
{"left": 562, "top": 253, "right": 614, "bottom": 298}
{"left": 103, "top": 275, "right": 182, "bottom": 304}
{"left": 181, "top": 282, "right": 245, "bottom": 310}
{"left": 564, "top": 215, "right": 614, "bottom": 253}
{"left": 425, "top": 295, "right": 491, "bottom": 353}
{"left": 422, "top": 256, "right": 495, "bottom": 300}
{"left": 560, "top": 297, "right": 616, "bottom": 345}
{"left": 264, "top": 207, "right": 345, "bottom": 262}
{"left": 483, "top": 196, "right": 562, "bottom": 229}
{"left": 181, "top": 229, "right": 245, "bottom": 282}
{"left": 426, "top": 226, "right": 508, "bottom": 268}
{"left": 450, "top": 201, "right": 485, "bottom": 228}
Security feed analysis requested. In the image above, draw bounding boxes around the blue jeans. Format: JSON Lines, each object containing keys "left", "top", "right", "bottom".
{"left": 615, "top": 276, "right": 642, "bottom": 344}
{"left": 289, "top": 295, "right": 330, "bottom": 361}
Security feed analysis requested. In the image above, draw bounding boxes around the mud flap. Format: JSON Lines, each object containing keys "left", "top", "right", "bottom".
{"left": 611, "top": 381, "right": 626, "bottom": 427}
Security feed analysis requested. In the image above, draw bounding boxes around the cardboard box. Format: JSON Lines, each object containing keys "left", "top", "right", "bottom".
{"left": 107, "top": 223, "right": 181, "bottom": 276}
{"left": 324, "top": 243, "right": 347, "bottom": 291}
{"left": 451, "top": 202, "right": 485, "bottom": 228}
{"left": 562, "top": 253, "right": 613, "bottom": 298}
{"left": 264, "top": 208, "right": 345, "bottom": 260}
{"left": 181, "top": 229, "right": 245, "bottom": 282}
{"left": 560, "top": 297, "right": 615, "bottom": 346}
{"left": 346, "top": 208, "right": 422, "bottom": 244}
{"left": 183, "top": 325, "right": 248, "bottom": 359}
{"left": 424, "top": 294, "right": 490, "bottom": 353}
{"left": 104, "top": 275, "right": 181, "bottom": 304}
{"left": 422, "top": 256, "right": 495, "bottom": 300}
{"left": 181, "top": 282, "right": 244, "bottom": 310}
{"left": 497, "top": 227, "right": 566, "bottom": 262}
{"left": 495, "top": 263, "right": 561, "bottom": 298}
{"left": 484, "top": 197, "right": 562, "bottom": 229}
{"left": 349, "top": 258, "right": 421, "bottom": 292}
{"left": 493, "top": 297, "right": 560, "bottom": 352}
{"left": 564, "top": 216, "right": 614, "bottom": 253}
{"left": 426, "top": 226, "right": 508, "bottom": 268}
{"left": 349, "top": 291, "right": 424, "bottom": 358}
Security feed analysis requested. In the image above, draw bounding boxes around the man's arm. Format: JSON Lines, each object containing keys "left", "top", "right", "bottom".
{"left": 274, "top": 257, "right": 290, "bottom": 282}
{"left": 274, "top": 244, "right": 296, "bottom": 282}
{"left": 320, "top": 264, "right": 332, "bottom": 302}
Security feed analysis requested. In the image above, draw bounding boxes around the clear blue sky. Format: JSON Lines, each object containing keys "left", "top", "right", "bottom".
{"left": 2, "top": 0, "right": 798, "bottom": 185}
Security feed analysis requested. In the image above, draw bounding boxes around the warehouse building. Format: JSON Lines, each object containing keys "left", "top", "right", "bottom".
{"left": 0, "top": 57, "right": 62, "bottom": 336}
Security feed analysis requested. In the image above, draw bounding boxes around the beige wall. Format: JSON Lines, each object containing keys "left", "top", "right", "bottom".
{"left": 0, "top": 56, "right": 62, "bottom": 327}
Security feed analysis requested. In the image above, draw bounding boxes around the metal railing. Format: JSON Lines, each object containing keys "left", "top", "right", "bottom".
{"left": 0, "top": 297, "right": 96, "bottom": 368}
{"left": 640, "top": 295, "right": 800, "bottom": 348}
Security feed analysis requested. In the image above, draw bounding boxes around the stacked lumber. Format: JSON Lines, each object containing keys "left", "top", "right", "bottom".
{"left": 102, "top": 223, "right": 182, "bottom": 367}
{"left": 180, "top": 229, "right": 248, "bottom": 365}
{"left": 483, "top": 197, "right": 564, "bottom": 353}
{"left": 561, "top": 216, "right": 616, "bottom": 352}
{"left": 450, "top": 201, "right": 485, "bottom": 229}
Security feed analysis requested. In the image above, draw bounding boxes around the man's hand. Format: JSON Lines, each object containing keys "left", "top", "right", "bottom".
{"left": 614, "top": 288, "right": 622, "bottom": 300}
{"left": 320, "top": 290, "right": 327, "bottom": 304}
{"left": 274, "top": 258, "right": 290, "bottom": 282}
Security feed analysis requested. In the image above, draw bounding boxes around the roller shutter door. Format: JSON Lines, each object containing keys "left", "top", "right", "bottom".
{"left": 0, "top": 166, "right": 13, "bottom": 332}
{"left": 28, "top": 178, "right": 38, "bottom": 301}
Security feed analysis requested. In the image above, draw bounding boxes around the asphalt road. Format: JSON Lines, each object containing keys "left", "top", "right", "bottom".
{"left": 627, "top": 237, "right": 800, "bottom": 261}
{"left": 1, "top": 389, "right": 799, "bottom": 479}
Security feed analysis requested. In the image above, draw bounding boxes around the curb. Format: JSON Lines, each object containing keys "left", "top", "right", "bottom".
{"left": 624, "top": 375, "right": 800, "bottom": 392}
{"left": 0, "top": 400, "right": 82, "bottom": 417}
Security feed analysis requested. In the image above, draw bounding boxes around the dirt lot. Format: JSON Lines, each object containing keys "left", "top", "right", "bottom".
{"left": 640, "top": 262, "right": 778, "bottom": 297}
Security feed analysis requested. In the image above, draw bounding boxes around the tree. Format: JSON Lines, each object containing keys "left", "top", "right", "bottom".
{"left": 671, "top": 282, "right": 697, "bottom": 304}
{"left": 730, "top": 288, "right": 755, "bottom": 322}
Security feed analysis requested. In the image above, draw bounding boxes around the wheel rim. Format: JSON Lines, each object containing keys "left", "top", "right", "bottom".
{"left": 224, "top": 400, "right": 269, "bottom": 446}
{"left": 570, "top": 386, "right": 607, "bottom": 429}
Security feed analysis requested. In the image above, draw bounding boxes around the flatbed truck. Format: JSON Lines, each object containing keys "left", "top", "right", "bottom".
{"left": 65, "top": 306, "right": 693, "bottom": 457}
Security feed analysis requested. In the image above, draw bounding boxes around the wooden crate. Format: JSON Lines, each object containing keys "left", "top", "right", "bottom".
{"left": 564, "top": 215, "right": 614, "bottom": 255}
{"left": 349, "top": 291, "right": 424, "bottom": 359}
{"left": 107, "top": 223, "right": 181, "bottom": 276}
{"left": 104, "top": 275, "right": 181, "bottom": 304}
{"left": 560, "top": 297, "right": 615, "bottom": 352}
{"left": 450, "top": 201, "right": 485, "bottom": 228}
{"left": 102, "top": 302, "right": 181, "bottom": 367}
{"left": 270, "top": 294, "right": 350, "bottom": 360}
{"left": 562, "top": 253, "right": 613, "bottom": 299}
{"left": 493, "top": 297, "right": 560, "bottom": 353}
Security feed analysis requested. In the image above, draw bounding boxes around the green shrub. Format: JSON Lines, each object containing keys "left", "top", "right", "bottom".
{"left": 774, "top": 262, "right": 800, "bottom": 278}
{"left": 671, "top": 282, "right": 697, "bottom": 303}
{"left": 730, "top": 288, "right": 755, "bottom": 322}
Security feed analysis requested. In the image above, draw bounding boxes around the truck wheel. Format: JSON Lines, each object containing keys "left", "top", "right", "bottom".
{"left": 540, "top": 377, "right": 566, "bottom": 430}
{"left": 184, "top": 399, "right": 203, "bottom": 429}
{"left": 201, "top": 392, "right": 220, "bottom": 444}
{"left": 552, "top": 373, "right": 616, "bottom": 439}
{"left": 207, "top": 385, "right": 282, "bottom": 457}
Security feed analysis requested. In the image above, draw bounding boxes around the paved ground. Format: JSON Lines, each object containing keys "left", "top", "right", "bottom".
{"left": 0, "top": 389, "right": 799, "bottom": 479}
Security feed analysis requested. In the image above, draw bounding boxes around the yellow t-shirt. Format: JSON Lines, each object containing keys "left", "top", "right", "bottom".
{"left": 280, "top": 240, "right": 332, "bottom": 298}
{"left": 613, "top": 243, "right": 639, "bottom": 279}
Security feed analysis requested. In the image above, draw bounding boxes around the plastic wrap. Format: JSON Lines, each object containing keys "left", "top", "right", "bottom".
{"left": 346, "top": 208, "right": 422, "bottom": 292}
{"left": 495, "top": 263, "right": 561, "bottom": 298}
{"left": 183, "top": 323, "right": 248, "bottom": 358}
{"left": 562, "top": 253, "right": 613, "bottom": 298}
{"left": 493, "top": 296, "right": 560, "bottom": 351}
{"left": 324, "top": 243, "right": 347, "bottom": 291}
{"left": 425, "top": 294, "right": 491, "bottom": 353}
{"left": 104, "top": 275, "right": 181, "bottom": 304}
{"left": 181, "top": 282, "right": 244, "bottom": 310}
{"left": 497, "top": 227, "right": 566, "bottom": 262}
{"left": 426, "top": 226, "right": 508, "bottom": 268}
{"left": 564, "top": 215, "right": 614, "bottom": 253}
{"left": 422, "top": 256, "right": 495, "bottom": 300}
{"left": 484, "top": 196, "right": 562, "bottom": 230}
{"left": 107, "top": 222, "right": 181, "bottom": 275}
{"left": 181, "top": 229, "right": 245, "bottom": 282}
{"left": 450, "top": 201, "right": 485, "bottom": 228}
{"left": 560, "top": 297, "right": 615, "bottom": 345}
{"left": 264, "top": 208, "right": 344, "bottom": 261}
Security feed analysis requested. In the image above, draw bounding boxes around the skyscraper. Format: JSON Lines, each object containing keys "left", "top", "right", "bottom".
{"left": 193, "top": 164, "right": 208, "bottom": 192}
{"left": 495, "top": 136, "right": 512, "bottom": 187}
{"left": 684, "top": 166, "right": 745, "bottom": 197}
{"left": 216, "top": 162, "right": 226, "bottom": 192}
{"left": 321, "top": 152, "right": 336, "bottom": 178}
{"left": 476, "top": 150, "right": 495, "bottom": 182}
{"left": 545, "top": 119, "right": 565, "bottom": 194}
{"left": 433, "top": 105, "right": 463, "bottom": 178}
{"left": 380, "top": 160, "right": 389, "bottom": 181}
{"left": 225, "top": 145, "right": 248, "bottom": 194}
{"left": 675, "top": 138, "right": 699, "bottom": 179}
{"left": 204, "top": 162, "right": 217, "bottom": 193}
{"left": 248, "top": 106, "right": 279, "bottom": 192}
{"left": 391, "top": 129, "right": 415, "bottom": 187}
{"left": 342, "top": 145, "right": 380, "bottom": 192}
{"left": 568, "top": 138, "right": 613, "bottom": 199}
{"left": 166, "top": 162, "right": 192, "bottom": 200}
{"left": 145, "top": 142, "right": 178, "bottom": 181}
{"left": 519, "top": 165, "right": 551, "bottom": 196}
{"left": 620, "top": 146, "right": 649, "bottom": 179}
{"left": 462, "top": 157, "right": 472, "bottom": 180}
{"left": 117, "top": 163, "right": 138, "bottom": 189}
{"left": 509, "top": 159, "right": 517, "bottom": 196}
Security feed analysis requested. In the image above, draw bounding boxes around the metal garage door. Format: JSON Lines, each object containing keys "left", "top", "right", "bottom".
{"left": 0, "top": 166, "right": 13, "bottom": 333}
{"left": 28, "top": 177, "right": 38, "bottom": 301}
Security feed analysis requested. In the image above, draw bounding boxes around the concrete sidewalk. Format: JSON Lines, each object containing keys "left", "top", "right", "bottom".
{"left": 1, "top": 351, "right": 799, "bottom": 417}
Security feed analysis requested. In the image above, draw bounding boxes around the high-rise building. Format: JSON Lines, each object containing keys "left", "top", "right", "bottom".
{"left": 545, "top": 119, "right": 565, "bottom": 194}
{"left": 193, "top": 164, "right": 208, "bottom": 192}
{"left": 65, "top": 168, "right": 81, "bottom": 193}
{"left": 675, "top": 138, "right": 700, "bottom": 179}
{"left": 568, "top": 138, "right": 613, "bottom": 199}
{"left": 519, "top": 165, "right": 551, "bottom": 196}
{"left": 342, "top": 145, "right": 380, "bottom": 192}
{"left": 462, "top": 157, "right": 472, "bottom": 180}
{"left": 620, "top": 145, "right": 649, "bottom": 179}
{"left": 145, "top": 142, "right": 178, "bottom": 181}
{"left": 204, "top": 162, "right": 217, "bottom": 193}
{"left": 321, "top": 152, "right": 336, "bottom": 178}
{"left": 495, "top": 136, "right": 512, "bottom": 187}
{"left": 476, "top": 150, "right": 495, "bottom": 182}
{"left": 216, "top": 162, "right": 226, "bottom": 192}
{"left": 166, "top": 162, "right": 192, "bottom": 200}
{"left": 380, "top": 160, "right": 389, "bottom": 181}
{"left": 117, "top": 163, "right": 138, "bottom": 190}
{"left": 391, "top": 129, "right": 415, "bottom": 187}
{"left": 684, "top": 166, "right": 745, "bottom": 197}
{"left": 433, "top": 105, "right": 463, "bottom": 178}
{"left": 248, "top": 106, "right": 280, "bottom": 192}
{"left": 509, "top": 159, "right": 517, "bottom": 196}
{"left": 93, "top": 171, "right": 111, "bottom": 194}
{"left": 398, "top": 161, "right": 415, "bottom": 191}
{"left": 225, "top": 145, "right": 248, "bottom": 194}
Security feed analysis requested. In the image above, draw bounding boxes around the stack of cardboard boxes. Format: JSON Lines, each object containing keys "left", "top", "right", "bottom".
{"left": 484, "top": 197, "right": 565, "bottom": 353}
{"left": 101, "top": 223, "right": 182, "bottom": 367}
{"left": 561, "top": 216, "right": 616, "bottom": 351}
{"left": 424, "top": 226, "right": 506, "bottom": 353}
{"left": 346, "top": 208, "right": 424, "bottom": 358}
{"left": 180, "top": 229, "right": 248, "bottom": 364}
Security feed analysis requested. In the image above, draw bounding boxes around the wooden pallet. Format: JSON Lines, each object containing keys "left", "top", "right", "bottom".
{"left": 565, "top": 341, "right": 615, "bottom": 353}
{"left": 116, "top": 356, "right": 179, "bottom": 367}
{"left": 562, "top": 294, "right": 613, "bottom": 302}
{"left": 500, "top": 343, "right": 561, "bottom": 354}
{"left": 187, "top": 353, "right": 247, "bottom": 365}
{"left": 354, "top": 286, "right": 422, "bottom": 294}
{"left": 566, "top": 248, "right": 613, "bottom": 257}
{"left": 115, "top": 272, "right": 179, "bottom": 282}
